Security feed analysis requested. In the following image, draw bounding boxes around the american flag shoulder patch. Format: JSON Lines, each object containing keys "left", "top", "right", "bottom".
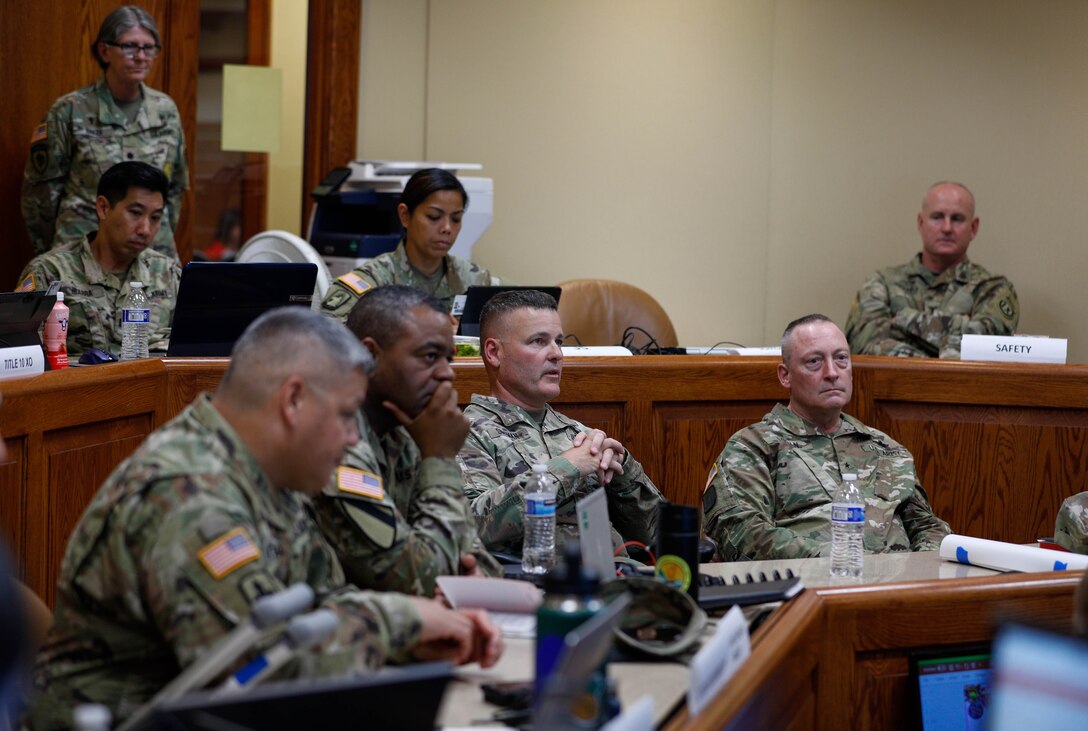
{"left": 703, "top": 464, "right": 718, "bottom": 494}
{"left": 15, "top": 273, "right": 35, "bottom": 292}
{"left": 338, "top": 466, "right": 383, "bottom": 500}
{"left": 30, "top": 124, "right": 47, "bottom": 145}
{"left": 336, "top": 272, "right": 371, "bottom": 296}
{"left": 198, "top": 527, "right": 261, "bottom": 580}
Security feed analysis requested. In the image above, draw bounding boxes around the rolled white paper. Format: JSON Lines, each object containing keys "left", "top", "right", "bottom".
{"left": 939, "top": 534, "right": 1088, "bottom": 573}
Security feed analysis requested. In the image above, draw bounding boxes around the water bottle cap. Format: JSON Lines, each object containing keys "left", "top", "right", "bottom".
{"left": 531, "top": 463, "right": 548, "bottom": 474}
{"left": 841, "top": 473, "right": 858, "bottom": 481}
{"left": 131, "top": 282, "right": 144, "bottom": 289}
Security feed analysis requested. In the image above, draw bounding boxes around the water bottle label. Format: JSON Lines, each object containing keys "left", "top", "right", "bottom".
{"left": 123, "top": 308, "right": 150, "bottom": 324}
{"left": 831, "top": 504, "right": 865, "bottom": 523}
{"left": 526, "top": 496, "right": 556, "bottom": 517}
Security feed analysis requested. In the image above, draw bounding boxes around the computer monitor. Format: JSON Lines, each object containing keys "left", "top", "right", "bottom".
{"left": 455, "top": 286, "right": 562, "bottom": 337}
{"left": 153, "top": 661, "right": 452, "bottom": 731}
{"left": 166, "top": 263, "right": 317, "bottom": 357}
{"left": 910, "top": 644, "right": 991, "bottom": 731}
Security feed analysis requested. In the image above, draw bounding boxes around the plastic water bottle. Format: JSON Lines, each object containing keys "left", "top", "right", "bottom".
{"left": 72, "top": 704, "right": 111, "bottom": 731}
{"left": 44, "top": 291, "right": 69, "bottom": 370}
{"left": 522, "top": 464, "right": 558, "bottom": 575}
{"left": 121, "top": 282, "right": 150, "bottom": 360}
{"left": 830, "top": 472, "right": 865, "bottom": 578}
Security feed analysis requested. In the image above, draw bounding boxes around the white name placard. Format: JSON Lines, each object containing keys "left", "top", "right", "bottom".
{"left": 960, "top": 334, "right": 1067, "bottom": 364}
{"left": 0, "top": 345, "right": 45, "bottom": 380}
{"left": 688, "top": 605, "right": 750, "bottom": 715}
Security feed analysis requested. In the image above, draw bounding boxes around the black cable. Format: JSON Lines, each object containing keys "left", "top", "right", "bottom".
{"left": 701, "top": 340, "right": 746, "bottom": 354}
{"left": 562, "top": 333, "right": 583, "bottom": 346}
{"left": 620, "top": 326, "right": 662, "bottom": 355}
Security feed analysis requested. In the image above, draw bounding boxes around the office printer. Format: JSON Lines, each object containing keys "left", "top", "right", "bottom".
{"left": 308, "top": 160, "right": 494, "bottom": 279}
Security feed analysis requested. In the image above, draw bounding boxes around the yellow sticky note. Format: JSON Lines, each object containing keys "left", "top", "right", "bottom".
{"left": 222, "top": 65, "right": 282, "bottom": 153}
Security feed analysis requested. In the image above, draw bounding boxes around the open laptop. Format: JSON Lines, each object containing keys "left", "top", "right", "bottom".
{"left": 166, "top": 263, "right": 317, "bottom": 357}
{"left": 0, "top": 291, "right": 55, "bottom": 349}
{"left": 910, "top": 644, "right": 991, "bottom": 731}
{"left": 153, "top": 661, "right": 452, "bottom": 731}
{"left": 455, "top": 286, "right": 562, "bottom": 337}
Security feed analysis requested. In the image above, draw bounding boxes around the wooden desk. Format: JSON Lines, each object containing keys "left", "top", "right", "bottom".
{"left": 4, "top": 355, "right": 1088, "bottom": 604}
{"left": 668, "top": 552, "right": 1081, "bottom": 730}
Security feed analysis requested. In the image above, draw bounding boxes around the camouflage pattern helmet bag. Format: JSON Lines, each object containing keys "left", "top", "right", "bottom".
{"left": 600, "top": 576, "right": 707, "bottom": 658}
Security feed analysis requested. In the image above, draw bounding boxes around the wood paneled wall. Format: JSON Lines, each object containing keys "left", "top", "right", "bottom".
{"left": 3, "top": 355, "right": 1088, "bottom": 603}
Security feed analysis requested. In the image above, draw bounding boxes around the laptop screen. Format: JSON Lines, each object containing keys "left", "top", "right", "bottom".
{"left": 912, "top": 646, "right": 991, "bottom": 731}
{"left": 455, "top": 286, "right": 562, "bottom": 337}
{"left": 167, "top": 263, "right": 317, "bottom": 357}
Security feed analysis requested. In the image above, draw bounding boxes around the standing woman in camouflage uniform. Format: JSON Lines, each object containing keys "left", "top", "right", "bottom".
{"left": 320, "top": 168, "right": 499, "bottom": 321}
{"left": 21, "top": 5, "right": 188, "bottom": 258}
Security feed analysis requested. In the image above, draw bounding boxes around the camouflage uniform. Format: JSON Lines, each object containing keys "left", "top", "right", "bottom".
{"left": 15, "top": 233, "right": 180, "bottom": 357}
{"left": 319, "top": 241, "right": 494, "bottom": 322}
{"left": 21, "top": 78, "right": 188, "bottom": 258}
{"left": 312, "top": 413, "right": 501, "bottom": 597}
{"left": 26, "top": 395, "right": 422, "bottom": 731}
{"left": 844, "top": 254, "right": 1018, "bottom": 358}
{"left": 458, "top": 394, "right": 663, "bottom": 555}
{"left": 702, "top": 403, "right": 950, "bottom": 562}
{"left": 1055, "top": 492, "right": 1088, "bottom": 554}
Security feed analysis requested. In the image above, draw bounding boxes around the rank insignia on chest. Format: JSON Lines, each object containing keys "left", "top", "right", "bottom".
{"left": 198, "top": 527, "right": 261, "bottom": 580}
{"left": 338, "top": 466, "right": 383, "bottom": 500}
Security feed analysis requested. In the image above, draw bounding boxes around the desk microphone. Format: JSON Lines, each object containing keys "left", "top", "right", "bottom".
{"left": 117, "top": 582, "right": 315, "bottom": 731}
{"left": 216, "top": 609, "right": 339, "bottom": 694}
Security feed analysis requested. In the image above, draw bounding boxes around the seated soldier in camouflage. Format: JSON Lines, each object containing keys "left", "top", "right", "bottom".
{"left": 320, "top": 168, "right": 496, "bottom": 321}
{"left": 1055, "top": 492, "right": 1088, "bottom": 554}
{"left": 704, "top": 314, "right": 951, "bottom": 561}
{"left": 312, "top": 285, "right": 500, "bottom": 596}
{"left": 26, "top": 308, "right": 501, "bottom": 731}
{"left": 844, "top": 181, "right": 1018, "bottom": 359}
{"left": 15, "top": 161, "right": 180, "bottom": 357}
{"left": 458, "top": 289, "right": 663, "bottom": 556}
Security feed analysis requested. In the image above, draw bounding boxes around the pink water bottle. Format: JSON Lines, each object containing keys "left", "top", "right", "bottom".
{"left": 44, "top": 291, "right": 69, "bottom": 370}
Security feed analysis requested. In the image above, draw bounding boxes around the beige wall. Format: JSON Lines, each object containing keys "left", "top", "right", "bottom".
{"left": 266, "top": 0, "right": 309, "bottom": 232}
{"left": 358, "top": 0, "right": 1088, "bottom": 361}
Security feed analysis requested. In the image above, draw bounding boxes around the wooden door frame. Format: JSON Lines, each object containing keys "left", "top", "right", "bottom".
{"left": 302, "top": 0, "right": 361, "bottom": 234}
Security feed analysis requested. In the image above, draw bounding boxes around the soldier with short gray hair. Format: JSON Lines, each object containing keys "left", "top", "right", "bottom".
{"left": 26, "top": 308, "right": 502, "bottom": 730}
{"left": 703, "top": 314, "right": 950, "bottom": 561}
{"left": 21, "top": 4, "right": 188, "bottom": 257}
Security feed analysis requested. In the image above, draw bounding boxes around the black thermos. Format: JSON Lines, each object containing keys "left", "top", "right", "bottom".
{"left": 655, "top": 501, "right": 701, "bottom": 600}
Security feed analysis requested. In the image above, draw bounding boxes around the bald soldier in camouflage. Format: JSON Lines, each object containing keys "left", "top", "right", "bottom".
{"left": 1055, "top": 492, "right": 1088, "bottom": 554}
{"left": 845, "top": 182, "right": 1018, "bottom": 359}
{"left": 704, "top": 314, "right": 950, "bottom": 561}
{"left": 26, "top": 309, "right": 501, "bottom": 730}
{"left": 458, "top": 290, "right": 663, "bottom": 556}
{"left": 312, "top": 286, "right": 500, "bottom": 596}
{"left": 16, "top": 161, "right": 179, "bottom": 357}
{"left": 21, "top": 6, "right": 187, "bottom": 257}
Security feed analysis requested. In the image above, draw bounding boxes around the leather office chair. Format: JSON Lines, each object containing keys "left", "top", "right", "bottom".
{"left": 556, "top": 279, "right": 679, "bottom": 352}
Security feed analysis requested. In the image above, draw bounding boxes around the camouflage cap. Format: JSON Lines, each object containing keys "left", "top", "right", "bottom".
{"left": 600, "top": 576, "right": 707, "bottom": 658}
